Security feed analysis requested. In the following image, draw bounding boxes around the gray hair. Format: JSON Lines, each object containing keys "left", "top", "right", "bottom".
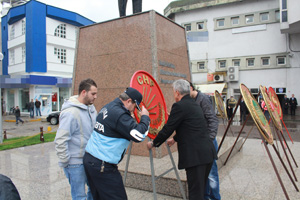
{"left": 119, "top": 92, "right": 130, "bottom": 101}
{"left": 173, "top": 79, "right": 190, "bottom": 96}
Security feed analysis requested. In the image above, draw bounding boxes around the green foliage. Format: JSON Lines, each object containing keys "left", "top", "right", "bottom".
{"left": 0, "top": 132, "right": 56, "bottom": 151}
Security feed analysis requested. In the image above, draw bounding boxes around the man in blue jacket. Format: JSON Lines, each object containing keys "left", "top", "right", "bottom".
{"left": 84, "top": 87, "right": 150, "bottom": 200}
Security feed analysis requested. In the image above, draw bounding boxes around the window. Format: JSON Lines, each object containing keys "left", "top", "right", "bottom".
{"left": 282, "top": 11, "right": 288, "bottom": 22}
{"left": 197, "top": 62, "right": 205, "bottom": 70}
{"left": 22, "top": 19, "right": 26, "bottom": 35}
{"left": 219, "top": 60, "right": 226, "bottom": 68}
{"left": 260, "top": 13, "right": 269, "bottom": 22}
{"left": 232, "top": 59, "right": 240, "bottom": 66}
{"left": 277, "top": 56, "right": 286, "bottom": 65}
{"left": 282, "top": 0, "right": 287, "bottom": 9}
{"left": 10, "top": 25, "right": 15, "bottom": 40}
{"left": 231, "top": 17, "right": 239, "bottom": 25}
{"left": 22, "top": 46, "right": 26, "bottom": 62}
{"left": 247, "top": 58, "right": 254, "bottom": 67}
{"left": 275, "top": 10, "right": 280, "bottom": 21}
{"left": 282, "top": 0, "right": 288, "bottom": 22}
{"left": 54, "top": 24, "right": 66, "bottom": 38}
{"left": 184, "top": 24, "right": 191, "bottom": 31}
{"left": 197, "top": 22, "right": 204, "bottom": 30}
{"left": 54, "top": 47, "right": 67, "bottom": 64}
{"left": 217, "top": 19, "right": 225, "bottom": 27}
{"left": 245, "top": 15, "right": 254, "bottom": 24}
{"left": 9, "top": 49, "right": 15, "bottom": 65}
{"left": 261, "top": 57, "right": 270, "bottom": 66}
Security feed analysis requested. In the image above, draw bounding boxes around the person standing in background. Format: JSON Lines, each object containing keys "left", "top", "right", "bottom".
{"left": 282, "top": 95, "right": 289, "bottom": 115}
{"left": 55, "top": 78, "right": 98, "bottom": 200}
{"left": 35, "top": 99, "right": 41, "bottom": 117}
{"left": 290, "top": 94, "right": 298, "bottom": 116}
{"left": 240, "top": 97, "right": 247, "bottom": 122}
{"left": 2, "top": 100, "right": 6, "bottom": 116}
{"left": 226, "top": 96, "right": 236, "bottom": 120}
{"left": 29, "top": 99, "right": 35, "bottom": 118}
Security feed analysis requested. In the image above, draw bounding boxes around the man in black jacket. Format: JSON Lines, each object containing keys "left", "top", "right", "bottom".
{"left": 290, "top": 94, "right": 298, "bottom": 115}
{"left": 147, "top": 79, "right": 217, "bottom": 200}
{"left": 189, "top": 82, "right": 220, "bottom": 200}
{"left": 282, "top": 95, "right": 289, "bottom": 114}
{"left": 240, "top": 97, "right": 247, "bottom": 122}
{"left": 15, "top": 106, "right": 24, "bottom": 125}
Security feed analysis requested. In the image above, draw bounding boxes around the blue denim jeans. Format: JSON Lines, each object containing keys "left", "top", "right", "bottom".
{"left": 63, "top": 164, "right": 93, "bottom": 200}
{"left": 205, "top": 138, "right": 221, "bottom": 200}
{"left": 29, "top": 108, "right": 34, "bottom": 118}
{"left": 36, "top": 108, "right": 41, "bottom": 116}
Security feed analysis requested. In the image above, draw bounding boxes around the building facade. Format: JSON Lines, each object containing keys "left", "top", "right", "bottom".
{"left": 1, "top": 0, "right": 94, "bottom": 115}
{"left": 164, "top": 0, "right": 300, "bottom": 105}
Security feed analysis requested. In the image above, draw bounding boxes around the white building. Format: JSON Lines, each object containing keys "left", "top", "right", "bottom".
{"left": 164, "top": 0, "right": 300, "bottom": 104}
{"left": 1, "top": 0, "right": 94, "bottom": 115}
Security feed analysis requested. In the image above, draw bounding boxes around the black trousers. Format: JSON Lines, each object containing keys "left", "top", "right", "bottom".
{"left": 83, "top": 152, "right": 127, "bottom": 200}
{"left": 186, "top": 162, "right": 213, "bottom": 200}
{"left": 291, "top": 108, "right": 296, "bottom": 115}
{"left": 118, "top": 0, "right": 142, "bottom": 17}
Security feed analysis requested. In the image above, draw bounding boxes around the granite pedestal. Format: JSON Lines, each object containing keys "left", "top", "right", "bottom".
{"left": 73, "top": 10, "right": 191, "bottom": 158}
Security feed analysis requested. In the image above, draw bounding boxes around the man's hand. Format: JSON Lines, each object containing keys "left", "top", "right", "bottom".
{"left": 147, "top": 141, "right": 153, "bottom": 150}
{"left": 167, "top": 138, "right": 176, "bottom": 147}
{"left": 140, "top": 106, "right": 149, "bottom": 117}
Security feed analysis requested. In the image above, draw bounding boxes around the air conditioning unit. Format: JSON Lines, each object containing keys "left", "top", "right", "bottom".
{"left": 227, "top": 66, "right": 239, "bottom": 82}
{"left": 213, "top": 74, "right": 224, "bottom": 82}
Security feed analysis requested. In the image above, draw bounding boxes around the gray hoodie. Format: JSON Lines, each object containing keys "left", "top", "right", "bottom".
{"left": 55, "top": 95, "right": 97, "bottom": 167}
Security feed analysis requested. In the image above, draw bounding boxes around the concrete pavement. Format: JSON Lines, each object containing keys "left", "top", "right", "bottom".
{"left": 0, "top": 114, "right": 300, "bottom": 199}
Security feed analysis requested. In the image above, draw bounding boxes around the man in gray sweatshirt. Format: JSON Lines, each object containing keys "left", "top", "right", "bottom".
{"left": 55, "top": 78, "right": 98, "bottom": 200}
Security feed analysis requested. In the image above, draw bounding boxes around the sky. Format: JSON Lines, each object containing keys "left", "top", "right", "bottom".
{"left": 35, "top": 0, "right": 173, "bottom": 23}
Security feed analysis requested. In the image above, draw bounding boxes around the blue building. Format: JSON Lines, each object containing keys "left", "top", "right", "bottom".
{"left": 1, "top": 0, "right": 94, "bottom": 115}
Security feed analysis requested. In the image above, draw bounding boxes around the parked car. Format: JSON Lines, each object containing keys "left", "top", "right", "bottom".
{"left": 47, "top": 111, "right": 60, "bottom": 125}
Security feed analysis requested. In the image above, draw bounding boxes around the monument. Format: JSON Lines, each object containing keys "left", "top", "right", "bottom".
{"left": 73, "top": 10, "right": 191, "bottom": 157}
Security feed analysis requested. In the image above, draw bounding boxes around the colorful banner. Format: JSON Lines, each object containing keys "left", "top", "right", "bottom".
{"left": 260, "top": 85, "right": 282, "bottom": 131}
{"left": 214, "top": 90, "right": 227, "bottom": 119}
{"left": 268, "top": 87, "right": 283, "bottom": 120}
{"left": 130, "top": 71, "right": 168, "bottom": 139}
{"left": 240, "top": 84, "right": 273, "bottom": 145}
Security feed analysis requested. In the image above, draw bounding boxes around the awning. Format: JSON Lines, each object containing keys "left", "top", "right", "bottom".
{"left": 194, "top": 83, "right": 226, "bottom": 96}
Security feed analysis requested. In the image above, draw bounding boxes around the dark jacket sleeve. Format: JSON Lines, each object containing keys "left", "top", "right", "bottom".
{"left": 0, "top": 174, "right": 21, "bottom": 200}
{"left": 116, "top": 113, "right": 150, "bottom": 143}
{"left": 196, "top": 93, "right": 218, "bottom": 140}
{"left": 153, "top": 103, "right": 183, "bottom": 147}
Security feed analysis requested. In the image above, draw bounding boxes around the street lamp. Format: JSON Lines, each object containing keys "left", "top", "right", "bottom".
{"left": 0, "top": 52, "right": 4, "bottom": 143}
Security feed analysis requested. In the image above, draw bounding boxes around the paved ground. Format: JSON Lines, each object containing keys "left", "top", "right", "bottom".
{"left": 0, "top": 113, "right": 300, "bottom": 199}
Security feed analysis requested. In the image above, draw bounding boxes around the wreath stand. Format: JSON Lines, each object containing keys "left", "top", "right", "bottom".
{"left": 123, "top": 139, "right": 187, "bottom": 200}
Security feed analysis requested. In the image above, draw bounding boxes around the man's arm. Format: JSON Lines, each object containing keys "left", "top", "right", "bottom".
{"left": 117, "top": 107, "right": 150, "bottom": 143}
{"left": 151, "top": 103, "right": 183, "bottom": 148}
{"left": 198, "top": 94, "right": 218, "bottom": 140}
{"left": 54, "top": 111, "right": 76, "bottom": 167}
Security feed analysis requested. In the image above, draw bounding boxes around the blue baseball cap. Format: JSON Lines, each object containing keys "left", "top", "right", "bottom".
{"left": 125, "top": 87, "right": 142, "bottom": 111}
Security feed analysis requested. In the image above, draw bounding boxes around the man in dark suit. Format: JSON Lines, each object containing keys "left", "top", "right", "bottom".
{"left": 147, "top": 79, "right": 217, "bottom": 200}
{"left": 290, "top": 94, "right": 298, "bottom": 115}
{"left": 239, "top": 97, "right": 247, "bottom": 122}
{"left": 282, "top": 95, "right": 289, "bottom": 115}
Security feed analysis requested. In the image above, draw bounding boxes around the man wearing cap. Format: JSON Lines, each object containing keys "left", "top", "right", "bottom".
{"left": 83, "top": 87, "right": 150, "bottom": 199}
